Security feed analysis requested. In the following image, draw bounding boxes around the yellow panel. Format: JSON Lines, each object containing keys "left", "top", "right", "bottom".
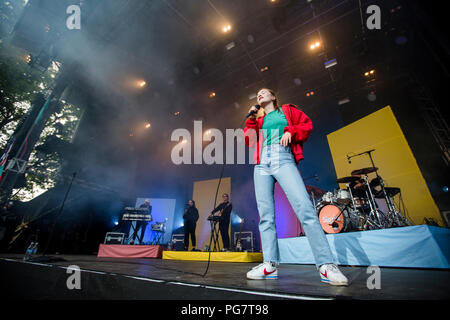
{"left": 192, "top": 177, "right": 231, "bottom": 251}
{"left": 162, "top": 251, "right": 263, "bottom": 263}
{"left": 327, "top": 106, "right": 443, "bottom": 225}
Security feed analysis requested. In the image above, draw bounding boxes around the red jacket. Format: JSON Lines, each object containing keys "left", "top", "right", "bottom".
{"left": 244, "top": 104, "right": 313, "bottom": 165}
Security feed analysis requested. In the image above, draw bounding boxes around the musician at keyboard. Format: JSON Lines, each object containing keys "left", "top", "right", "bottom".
{"left": 208, "top": 194, "right": 232, "bottom": 251}
{"left": 130, "top": 199, "right": 152, "bottom": 245}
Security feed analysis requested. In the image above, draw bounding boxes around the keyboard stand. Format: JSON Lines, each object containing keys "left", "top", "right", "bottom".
{"left": 208, "top": 220, "right": 221, "bottom": 252}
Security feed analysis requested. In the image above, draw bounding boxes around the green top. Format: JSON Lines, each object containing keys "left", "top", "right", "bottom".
{"left": 262, "top": 109, "right": 289, "bottom": 146}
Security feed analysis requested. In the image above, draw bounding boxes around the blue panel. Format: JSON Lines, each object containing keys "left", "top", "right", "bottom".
{"left": 278, "top": 225, "right": 450, "bottom": 269}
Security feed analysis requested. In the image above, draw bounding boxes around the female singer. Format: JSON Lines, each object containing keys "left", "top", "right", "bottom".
{"left": 244, "top": 88, "right": 348, "bottom": 286}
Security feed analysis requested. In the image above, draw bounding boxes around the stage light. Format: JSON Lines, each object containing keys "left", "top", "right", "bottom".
{"left": 367, "top": 91, "right": 377, "bottom": 102}
{"left": 25, "top": 54, "right": 31, "bottom": 64}
{"left": 114, "top": 221, "right": 119, "bottom": 226}
{"left": 145, "top": 123, "right": 151, "bottom": 128}
{"left": 139, "top": 81, "right": 146, "bottom": 88}
{"left": 222, "top": 25, "right": 231, "bottom": 33}
{"left": 181, "top": 139, "right": 188, "bottom": 144}
{"left": 443, "top": 186, "right": 449, "bottom": 193}
{"left": 306, "top": 92, "right": 310, "bottom": 97}
{"left": 225, "top": 42, "right": 235, "bottom": 50}
{"left": 310, "top": 41, "right": 321, "bottom": 50}
{"left": 209, "top": 92, "right": 216, "bottom": 98}
{"left": 365, "top": 70, "right": 375, "bottom": 77}
{"left": 174, "top": 111, "right": 180, "bottom": 116}
{"left": 338, "top": 97, "right": 350, "bottom": 105}
{"left": 260, "top": 66, "right": 269, "bottom": 72}
{"left": 324, "top": 58, "right": 337, "bottom": 69}
{"left": 129, "top": 133, "right": 134, "bottom": 137}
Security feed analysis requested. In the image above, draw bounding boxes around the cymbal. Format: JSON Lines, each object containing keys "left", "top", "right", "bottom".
{"left": 305, "top": 185, "right": 325, "bottom": 198}
{"left": 351, "top": 167, "right": 378, "bottom": 175}
{"left": 336, "top": 176, "right": 361, "bottom": 184}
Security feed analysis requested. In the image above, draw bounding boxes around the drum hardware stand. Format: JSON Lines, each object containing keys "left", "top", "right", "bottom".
{"left": 362, "top": 174, "right": 384, "bottom": 229}
{"left": 384, "top": 192, "right": 411, "bottom": 227}
{"left": 363, "top": 149, "right": 411, "bottom": 227}
{"left": 346, "top": 183, "right": 367, "bottom": 231}
{"left": 310, "top": 191, "right": 316, "bottom": 209}
{"left": 348, "top": 150, "right": 393, "bottom": 228}
{"left": 346, "top": 183, "right": 358, "bottom": 212}
{"left": 365, "top": 150, "right": 397, "bottom": 226}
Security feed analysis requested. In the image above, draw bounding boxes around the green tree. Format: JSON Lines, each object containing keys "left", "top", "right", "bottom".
{"left": 1, "top": 0, "right": 82, "bottom": 201}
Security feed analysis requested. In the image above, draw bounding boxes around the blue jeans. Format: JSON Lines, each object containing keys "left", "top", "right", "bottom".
{"left": 254, "top": 144, "right": 335, "bottom": 266}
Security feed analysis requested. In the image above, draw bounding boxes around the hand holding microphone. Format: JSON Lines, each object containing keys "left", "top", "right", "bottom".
{"left": 246, "top": 105, "right": 260, "bottom": 119}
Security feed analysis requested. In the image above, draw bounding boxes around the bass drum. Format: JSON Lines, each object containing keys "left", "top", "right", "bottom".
{"left": 317, "top": 204, "right": 351, "bottom": 234}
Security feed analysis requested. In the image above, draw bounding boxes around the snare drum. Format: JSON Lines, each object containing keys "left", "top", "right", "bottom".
{"left": 335, "top": 189, "right": 351, "bottom": 205}
{"left": 321, "top": 191, "right": 335, "bottom": 204}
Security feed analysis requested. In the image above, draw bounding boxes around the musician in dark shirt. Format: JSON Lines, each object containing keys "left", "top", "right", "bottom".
{"left": 209, "top": 194, "right": 232, "bottom": 251}
{"left": 183, "top": 200, "right": 199, "bottom": 251}
{"left": 131, "top": 199, "right": 152, "bottom": 244}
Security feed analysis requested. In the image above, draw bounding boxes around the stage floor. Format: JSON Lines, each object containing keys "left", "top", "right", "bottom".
{"left": 0, "top": 254, "right": 448, "bottom": 300}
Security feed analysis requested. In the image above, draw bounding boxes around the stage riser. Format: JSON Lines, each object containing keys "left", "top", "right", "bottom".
{"left": 97, "top": 244, "right": 163, "bottom": 258}
{"left": 279, "top": 225, "right": 450, "bottom": 269}
{"left": 163, "top": 251, "right": 263, "bottom": 263}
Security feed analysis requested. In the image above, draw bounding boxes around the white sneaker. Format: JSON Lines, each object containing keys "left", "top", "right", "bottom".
{"left": 246, "top": 262, "right": 278, "bottom": 280}
{"left": 319, "top": 264, "right": 348, "bottom": 286}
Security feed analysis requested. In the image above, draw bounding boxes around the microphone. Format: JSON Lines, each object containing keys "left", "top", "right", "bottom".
{"left": 347, "top": 155, "right": 351, "bottom": 164}
{"left": 245, "top": 105, "right": 261, "bottom": 119}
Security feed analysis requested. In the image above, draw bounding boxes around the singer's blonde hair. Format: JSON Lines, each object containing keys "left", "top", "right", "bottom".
{"left": 259, "top": 88, "right": 280, "bottom": 112}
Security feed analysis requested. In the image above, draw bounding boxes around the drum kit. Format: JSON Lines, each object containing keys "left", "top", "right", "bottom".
{"left": 309, "top": 166, "right": 412, "bottom": 234}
